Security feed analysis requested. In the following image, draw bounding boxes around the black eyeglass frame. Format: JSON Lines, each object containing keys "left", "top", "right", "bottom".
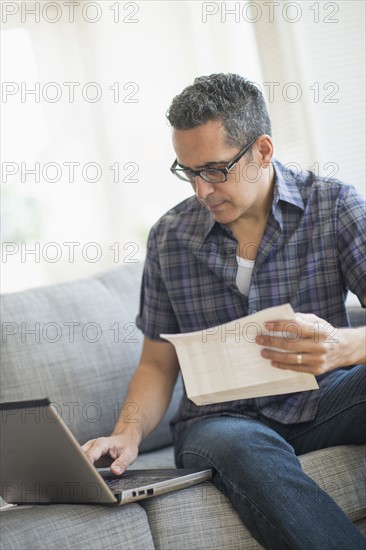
{"left": 170, "top": 136, "right": 258, "bottom": 183}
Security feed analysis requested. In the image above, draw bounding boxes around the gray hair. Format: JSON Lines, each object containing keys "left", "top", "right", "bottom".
{"left": 166, "top": 73, "right": 271, "bottom": 152}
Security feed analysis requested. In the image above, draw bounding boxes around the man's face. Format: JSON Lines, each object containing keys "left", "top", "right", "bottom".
{"left": 172, "top": 119, "right": 273, "bottom": 228}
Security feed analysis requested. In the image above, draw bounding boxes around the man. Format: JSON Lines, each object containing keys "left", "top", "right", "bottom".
{"left": 82, "top": 74, "right": 366, "bottom": 549}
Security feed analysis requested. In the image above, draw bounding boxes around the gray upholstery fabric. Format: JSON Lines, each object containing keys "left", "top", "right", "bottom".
{"left": 1, "top": 264, "right": 183, "bottom": 452}
{"left": 133, "top": 446, "right": 176, "bottom": 469}
{"left": 141, "top": 483, "right": 264, "bottom": 550}
{"left": 298, "top": 445, "right": 366, "bottom": 522}
{"left": 348, "top": 305, "right": 366, "bottom": 327}
{"left": 0, "top": 503, "right": 154, "bottom": 550}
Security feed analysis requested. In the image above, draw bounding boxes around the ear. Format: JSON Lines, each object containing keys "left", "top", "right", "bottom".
{"left": 256, "top": 135, "right": 274, "bottom": 168}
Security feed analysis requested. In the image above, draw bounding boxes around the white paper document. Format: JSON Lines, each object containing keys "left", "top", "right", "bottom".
{"left": 161, "top": 304, "right": 318, "bottom": 406}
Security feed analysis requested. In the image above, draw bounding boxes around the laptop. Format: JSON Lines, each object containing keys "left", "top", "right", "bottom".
{"left": 0, "top": 398, "right": 212, "bottom": 506}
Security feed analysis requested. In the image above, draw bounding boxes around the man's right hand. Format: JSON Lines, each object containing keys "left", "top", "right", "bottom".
{"left": 81, "top": 433, "right": 139, "bottom": 475}
{"left": 81, "top": 337, "right": 180, "bottom": 476}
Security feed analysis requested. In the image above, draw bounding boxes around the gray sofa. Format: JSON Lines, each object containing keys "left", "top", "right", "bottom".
{"left": 1, "top": 263, "right": 365, "bottom": 550}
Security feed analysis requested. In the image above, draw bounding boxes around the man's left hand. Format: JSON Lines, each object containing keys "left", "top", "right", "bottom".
{"left": 255, "top": 313, "right": 361, "bottom": 376}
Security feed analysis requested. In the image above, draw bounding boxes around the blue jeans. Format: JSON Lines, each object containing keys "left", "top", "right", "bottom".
{"left": 174, "top": 364, "right": 366, "bottom": 550}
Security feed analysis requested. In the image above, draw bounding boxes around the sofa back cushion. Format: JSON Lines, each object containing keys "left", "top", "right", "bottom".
{"left": 347, "top": 305, "right": 366, "bottom": 327}
{"left": 1, "top": 263, "right": 183, "bottom": 452}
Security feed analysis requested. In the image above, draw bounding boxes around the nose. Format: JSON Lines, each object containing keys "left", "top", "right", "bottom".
{"left": 194, "top": 176, "right": 215, "bottom": 201}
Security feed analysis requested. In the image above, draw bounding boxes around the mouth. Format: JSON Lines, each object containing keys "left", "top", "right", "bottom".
{"left": 205, "top": 201, "right": 225, "bottom": 211}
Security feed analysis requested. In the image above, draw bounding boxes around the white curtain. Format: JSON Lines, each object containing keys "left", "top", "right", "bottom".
{"left": 1, "top": 1, "right": 364, "bottom": 292}
{"left": 253, "top": 0, "right": 365, "bottom": 190}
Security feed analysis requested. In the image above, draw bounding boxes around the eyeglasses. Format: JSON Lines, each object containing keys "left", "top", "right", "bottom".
{"left": 170, "top": 136, "right": 258, "bottom": 184}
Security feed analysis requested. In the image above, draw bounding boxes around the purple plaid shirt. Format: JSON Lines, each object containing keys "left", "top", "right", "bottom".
{"left": 136, "top": 160, "right": 366, "bottom": 441}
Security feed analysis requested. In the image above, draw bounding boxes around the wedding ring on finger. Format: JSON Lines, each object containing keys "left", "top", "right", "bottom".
{"left": 296, "top": 353, "right": 303, "bottom": 365}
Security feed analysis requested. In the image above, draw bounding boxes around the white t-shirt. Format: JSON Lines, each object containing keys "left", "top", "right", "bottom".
{"left": 236, "top": 256, "right": 255, "bottom": 296}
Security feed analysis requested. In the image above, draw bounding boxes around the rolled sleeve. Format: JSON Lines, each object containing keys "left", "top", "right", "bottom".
{"left": 135, "top": 225, "right": 179, "bottom": 341}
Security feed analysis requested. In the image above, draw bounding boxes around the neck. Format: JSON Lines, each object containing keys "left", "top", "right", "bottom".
{"left": 228, "top": 163, "right": 275, "bottom": 235}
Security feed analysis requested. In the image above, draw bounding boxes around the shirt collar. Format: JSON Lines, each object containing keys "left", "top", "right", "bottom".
{"left": 272, "top": 158, "right": 305, "bottom": 211}
{"left": 175, "top": 196, "right": 218, "bottom": 249}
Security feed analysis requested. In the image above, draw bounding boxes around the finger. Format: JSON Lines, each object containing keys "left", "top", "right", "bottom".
{"left": 266, "top": 348, "right": 330, "bottom": 375}
{"left": 261, "top": 349, "right": 309, "bottom": 366}
{"left": 264, "top": 318, "right": 336, "bottom": 343}
{"left": 110, "top": 459, "right": 125, "bottom": 475}
{"left": 81, "top": 439, "right": 96, "bottom": 453}
{"left": 256, "top": 332, "right": 323, "bottom": 352}
{"left": 263, "top": 319, "right": 313, "bottom": 340}
{"left": 256, "top": 333, "right": 301, "bottom": 351}
{"left": 83, "top": 438, "right": 111, "bottom": 464}
{"left": 111, "top": 447, "right": 138, "bottom": 476}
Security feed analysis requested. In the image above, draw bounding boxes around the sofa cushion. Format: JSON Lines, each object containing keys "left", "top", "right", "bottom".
{"left": 298, "top": 445, "right": 366, "bottom": 522}
{"left": 141, "top": 482, "right": 264, "bottom": 550}
{"left": 347, "top": 305, "right": 366, "bottom": 327}
{"left": 0, "top": 264, "right": 183, "bottom": 452}
{"left": 0, "top": 502, "right": 154, "bottom": 550}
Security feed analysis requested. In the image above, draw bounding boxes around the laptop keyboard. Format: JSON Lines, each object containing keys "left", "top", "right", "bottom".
{"left": 105, "top": 475, "right": 174, "bottom": 491}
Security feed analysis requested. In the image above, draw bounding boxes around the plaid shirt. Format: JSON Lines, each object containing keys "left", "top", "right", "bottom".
{"left": 136, "top": 160, "right": 366, "bottom": 441}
